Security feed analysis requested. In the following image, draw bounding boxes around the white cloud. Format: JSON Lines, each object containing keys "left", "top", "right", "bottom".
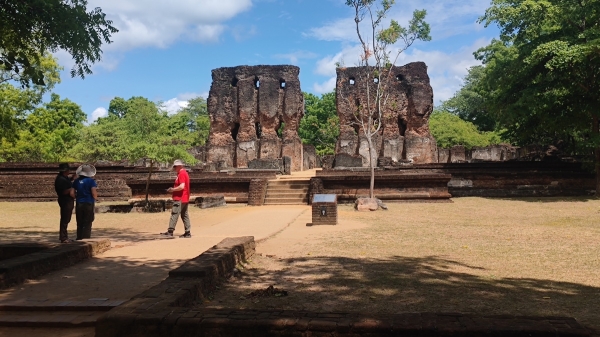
{"left": 93, "top": 0, "right": 253, "bottom": 51}
{"left": 55, "top": 0, "right": 253, "bottom": 70}
{"left": 161, "top": 98, "right": 189, "bottom": 115}
{"left": 274, "top": 51, "right": 318, "bottom": 65}
{"left": 91, "top": 107, "right": 108, "bottom": 122}
{"left": 313, "top": 77, "right": 337, "bottom": 94}
{"left": 314, "top": 45, "right": 363, "bottom": 76}
{"left": 310, "top": 38, "right": 489, "bottom": 104}
{"left": 161, "top": 92, "right": 209, "bottom": 115}
{"left": 177, "top": 92, "right": 209, "bottom": 101}
{"left": 306, "top": 0, "right": 489, "bottom": 42}
{"left": 397, "top": 38, "right": 489, "bottom": 103}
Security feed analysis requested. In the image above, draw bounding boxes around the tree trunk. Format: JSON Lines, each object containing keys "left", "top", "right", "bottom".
{"left": 367, "top": 136, "right": 375, "bottom": 199}
{"left": 594, "top": 115, "right": 600, "bottom": 197}
{"left": 144, "top": 160, "right": 154, "bottom": 206}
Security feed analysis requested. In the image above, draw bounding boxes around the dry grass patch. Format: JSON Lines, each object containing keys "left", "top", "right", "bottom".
{"left": 203, "top": 197, "right": 600, "bottom": 332}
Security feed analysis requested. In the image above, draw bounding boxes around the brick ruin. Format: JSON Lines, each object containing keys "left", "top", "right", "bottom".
{"left": 336, "top": 62, "right": 437, "bottom": 166}
{"left": 206, "top": 65, "right": 304, "bottom": 172}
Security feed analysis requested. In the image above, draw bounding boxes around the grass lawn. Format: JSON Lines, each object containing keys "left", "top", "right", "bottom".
{"left": 203, "top": 197, "right": 600, "bottom": 333}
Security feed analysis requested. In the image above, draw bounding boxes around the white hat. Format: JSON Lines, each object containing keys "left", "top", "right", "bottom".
{"left": 172, "top": 159, "right": 185, "bottom": 167}
{"left": 76, "top": 164, "right": 96, "bottom": 177}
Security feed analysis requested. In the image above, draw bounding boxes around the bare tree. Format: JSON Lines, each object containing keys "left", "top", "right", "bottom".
{"left": 345, "top": 0, "right": 431, "bottom": 199}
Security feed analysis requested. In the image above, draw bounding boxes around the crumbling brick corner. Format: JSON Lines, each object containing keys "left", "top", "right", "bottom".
{"left": 248, "top": 178, "right": 269, "bottom": 206}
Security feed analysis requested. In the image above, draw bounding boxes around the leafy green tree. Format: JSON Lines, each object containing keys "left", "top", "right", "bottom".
{"left": 107, "top": 97, "right": 128, "bottom": 119}
{"left": 430, "top": 111, "right": 503, "bottom": 149}
{"left": 0, "top": 54, "right": 62, "bottom": 143}
{"left": 69, "top": 117, "right": 129, "bottom": 161}
{"left": 345, "top": 0, "right": 430, "bottom": 198}
{"left": 438, "top": 66, "right": 497, "bottom": 132}
{"left": 0, "top": 93, "right": 86, "bottom": 161}
{"left": 299, "top": 92, "right": 340, "bottom": 155}
{"left": 0, "top": 0, "right": 118, "bottom": 87}
{"left": 71, "top": 96, "right": 198, "bottom": 204}
{"left": 476, "top": 0, "right": 600, "bottom": 193}
{"left": 167, "top": 97, "right": 210, "bottom": 146}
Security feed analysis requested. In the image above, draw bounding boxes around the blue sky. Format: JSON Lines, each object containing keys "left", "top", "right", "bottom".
{"left": 51, "top": 0, "right": 499, "bottom": 122}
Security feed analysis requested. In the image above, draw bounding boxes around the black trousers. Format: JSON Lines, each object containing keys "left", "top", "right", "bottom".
{"left": 58, "top": 198, "right": 74, "bottom": 241}
{"left": 76, "top": 202, "right": 95, "bottom": 240}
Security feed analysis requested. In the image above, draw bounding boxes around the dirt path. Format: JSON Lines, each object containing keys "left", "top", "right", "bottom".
{"left": 0, "top": 204, "right": 308, "bottom": 303}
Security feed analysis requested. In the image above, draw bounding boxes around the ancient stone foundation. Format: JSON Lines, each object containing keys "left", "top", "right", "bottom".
{"left": 335, "top": 62, "right": 437, "bottom": 166}
{"left": 206, "top": 65, "right": 304, "bottom": 172}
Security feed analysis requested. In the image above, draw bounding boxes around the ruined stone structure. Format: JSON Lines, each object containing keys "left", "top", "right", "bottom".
{"left": 206, "top": 65, "right": 304, "bottom": 172}
{"left": 336, "top": 62, "right": 437, "bottom": 165}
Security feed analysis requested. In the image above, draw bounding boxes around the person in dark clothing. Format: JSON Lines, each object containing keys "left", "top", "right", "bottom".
{"left": 54, "top": 163, "right": 75, "bottom": 243}
{"left": 73, "top": 164, "right": 98, "bottom": 240}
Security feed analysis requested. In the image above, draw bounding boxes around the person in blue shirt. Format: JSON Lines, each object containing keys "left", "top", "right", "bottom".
{"left": 73, "top": 164, "right": 98, "bottom": 240}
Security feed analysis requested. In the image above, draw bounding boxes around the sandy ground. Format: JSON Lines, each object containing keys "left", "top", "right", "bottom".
{"left": 0, "top": 196, "right": 599, "bottom": 335}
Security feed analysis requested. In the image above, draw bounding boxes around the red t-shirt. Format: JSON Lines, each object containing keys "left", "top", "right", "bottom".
{"left": 172, "top": 169, "right": 190, "bottom": 203}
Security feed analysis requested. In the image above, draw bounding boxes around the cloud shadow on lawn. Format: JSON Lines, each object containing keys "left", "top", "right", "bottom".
{"left": 206, "top": 255, "right": 600, "bottom": 333}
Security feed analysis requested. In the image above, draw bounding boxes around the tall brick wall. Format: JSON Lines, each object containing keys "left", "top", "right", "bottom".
{"left": 207, "top": 65, "right": 304, "bottom": 172}
{"left": 336, "top": 62, "right": 437, "bottom": 166}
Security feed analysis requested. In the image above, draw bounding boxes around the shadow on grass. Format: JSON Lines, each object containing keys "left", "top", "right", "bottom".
{"left": 0, "top": 227, "right": 167, "bottom": 244}
{"left": 482, "top": 196, "right": 599, "bottom": 203}
{"left": 206, "top": 255, "right": 600, "bottom": 333}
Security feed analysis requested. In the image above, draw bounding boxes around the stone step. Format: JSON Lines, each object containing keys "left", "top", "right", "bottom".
{"left": 266, "top": 187, "right": 309, "bottom": 193}
{"left": 266, "top": 192, "right": 309, "bottom": 198}
{"left": 264, "top": 179, "right": 310, "bottom": 205}
{"left": 0, "top": 299, "right": 127, "bottom": 312}
{"left": 276, "top": 177, "right": 312, "bottom": 181}
{"left": 267, "top": 181, "right": 310, "bottom": 187}
{"left": 0, "top": 310, "right": 105, "bottom": 327}
{"left": 264, "top": 197, "right": 308, "bottom": 204}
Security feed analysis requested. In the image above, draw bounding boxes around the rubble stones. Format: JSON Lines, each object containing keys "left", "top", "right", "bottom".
{"left": 355, "top": 197, "right": 379, "bottom": 211}
{"left": 334, "top": 153, "right": 363, "bottom": 168}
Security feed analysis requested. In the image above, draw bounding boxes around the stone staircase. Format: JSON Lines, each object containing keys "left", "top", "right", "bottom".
{"left": 263, "top": 178, "right": 310, "bottom": 205}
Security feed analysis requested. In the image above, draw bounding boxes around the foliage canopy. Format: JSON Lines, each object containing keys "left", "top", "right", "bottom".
{"left": 0, "top": 0, "right": 118, "bottom": 87}
{"left": 299, "top": 92, "right": 339, "bottom": 155}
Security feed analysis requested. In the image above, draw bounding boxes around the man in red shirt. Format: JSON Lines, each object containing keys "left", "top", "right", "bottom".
{"left": 161, "top": 160, "right": 192, "bottom": 238}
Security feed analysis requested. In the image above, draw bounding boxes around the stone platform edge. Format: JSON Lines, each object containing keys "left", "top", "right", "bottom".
{"left": 95, "top": 236, "right": 590, "bottom": 337}
{"left": 0, "top": 239, "right": 111, "bottom": 289}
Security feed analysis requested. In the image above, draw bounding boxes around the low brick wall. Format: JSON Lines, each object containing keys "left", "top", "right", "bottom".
{"left": 0, "top": 240, "right": 111, "bottom": 289}
{"left": 0, "top": 163, "right": 277, "bottom": 202}
{"left": 315, "top": 162, "right": 596, "bottom": 199}
{"left": 312, "top": 171, "right": 452, "bottom": 203}
{"left": 438, "top": 162, "right": 596, "bottom": 197}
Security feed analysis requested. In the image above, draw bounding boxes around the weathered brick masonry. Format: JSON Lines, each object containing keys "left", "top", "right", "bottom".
{"left": 207, "top": 65, "right": 304, "bottom": 172}
{"left": 247, "top": 179, "right": 269, "bottom": 206}
{"left": 311, "top": 161, "right": 595, "bottom": 201}
{"left": 0, "top": 163, "right": 277, "bottom": 202}
{"left": 311, "top": 170, "right": 452, "bottom": 203}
